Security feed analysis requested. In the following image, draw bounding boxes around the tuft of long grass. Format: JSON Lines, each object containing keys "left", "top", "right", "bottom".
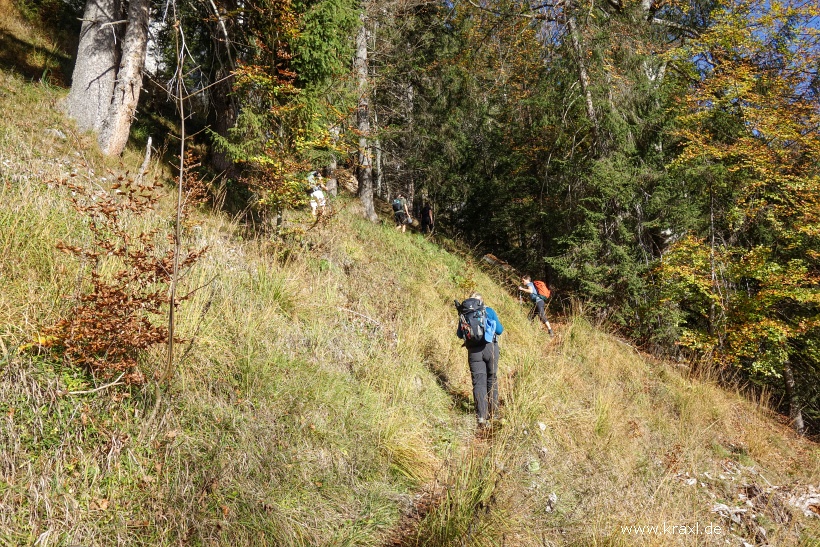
{"left": 411, "top": 444, "right": 509, "bottom": 547}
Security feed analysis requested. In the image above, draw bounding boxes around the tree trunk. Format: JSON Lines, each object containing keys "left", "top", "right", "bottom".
{"left": 566, "top": 13, "right": 600, "bottom": 149}
{"left": 374, "top": 138, "right": 382, "bottom": 198}
{"left": 709, "top": 177, "right": 716, "bottom": 339}
{"left": 98, "top": 0, "right": 150, "bottom": 156}
{"left": 370, "top": 18, "right": 382, "bottom": 200}
{"left": 210, "top": 73, "right": 238, "bottom": 176}
{"left": 66, "top": 0, "right": 123, "bottom": 134}
{"left": 355, "top": 16, "right": 377, "bottom": 222}
{"left": 207, "top": 1, "right": 237, "bottom": 178}
{"left": 783, "top": 361, "right": 805, "bottom": 435}
{"left": 325, "top": 126, "right": 340, "bottom": 196}
{"left": 402, "top": 83, "right": 414, "bottom": 200}
{"left": 408, "top": 177, "right": 415, "bottom": 212}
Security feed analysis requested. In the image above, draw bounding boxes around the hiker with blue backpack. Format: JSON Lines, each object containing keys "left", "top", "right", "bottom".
{"left": 519, "top": 275, "right": 554, "bottom": 336}
{"left": 455, "top": 292, "right": 504, "bottom": 429}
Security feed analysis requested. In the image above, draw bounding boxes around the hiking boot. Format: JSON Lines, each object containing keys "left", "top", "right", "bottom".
{"left": 477, "top": 417, "right": 488, "bottom": 429}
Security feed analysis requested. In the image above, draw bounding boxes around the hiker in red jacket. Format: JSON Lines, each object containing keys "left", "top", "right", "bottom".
{"left": 519, "top": 275, "right": 554, "bottom": 336}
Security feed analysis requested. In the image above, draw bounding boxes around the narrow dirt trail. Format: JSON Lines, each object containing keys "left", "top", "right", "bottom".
{"left": 382, "top": 429, "right": 500, "bottom": 547}
{"left": 382, "top": 355, "right": 510, "bottom": 546}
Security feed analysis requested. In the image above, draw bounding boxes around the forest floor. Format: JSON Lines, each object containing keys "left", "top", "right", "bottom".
{"left": 1, "top": 7, "right": 820, "bottom": 546}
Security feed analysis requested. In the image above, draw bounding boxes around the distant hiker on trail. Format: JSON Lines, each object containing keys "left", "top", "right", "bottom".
{"left": 391, "top": 194, "right": 411, "bottom": 233}
{"left": 420, "top": 201, "right": 434, "bottom": 234}
{"left": 455, "top": 292, "right": 503, "bottom": 429}
{"left": 306, "top": 171, "right": 327, "bottom": 218}
{"left": 519, "top": 275, "right": 554, "bottom": 337}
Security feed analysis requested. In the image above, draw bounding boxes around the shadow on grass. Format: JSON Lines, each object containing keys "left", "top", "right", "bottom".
{"left": 425, "top": 360, "right": 475, "bottom": 413}
{"left": 0, "top": 29, "right": 73, "bottom": 86}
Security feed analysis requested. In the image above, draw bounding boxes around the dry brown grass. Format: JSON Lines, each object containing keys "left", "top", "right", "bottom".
{"left": 448, "top": 315, "right": 820, "bottom": 546}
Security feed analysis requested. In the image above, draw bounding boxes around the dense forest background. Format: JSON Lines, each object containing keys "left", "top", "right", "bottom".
{"left": 13, "top": 0, "right": 820, "bottom": 431}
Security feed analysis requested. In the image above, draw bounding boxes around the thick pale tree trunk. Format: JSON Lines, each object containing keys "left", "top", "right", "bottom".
{"left": 355, "top": 16, "right": 377, "bottom": 222}
{"left": 67, "top": 0, "right": 150, "bottom": 156}
{"left": 66, "top": 0, "right": 123, "bottom": 133}
{"left": 98, "top": 0, "right": 150, "bottom": 156}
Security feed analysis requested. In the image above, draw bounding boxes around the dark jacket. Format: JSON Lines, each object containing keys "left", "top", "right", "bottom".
{"left": 457, "top": 306, "right": 503, "bottom": 341}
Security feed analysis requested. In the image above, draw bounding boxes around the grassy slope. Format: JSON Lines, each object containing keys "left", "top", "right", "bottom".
{"left": 1, "top": 16, "right": 820, "bottom": 547}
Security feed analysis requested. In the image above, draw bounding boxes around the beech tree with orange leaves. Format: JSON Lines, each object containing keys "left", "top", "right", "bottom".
{"left": 661, "top": 0, "right": 820, "bottom": 432}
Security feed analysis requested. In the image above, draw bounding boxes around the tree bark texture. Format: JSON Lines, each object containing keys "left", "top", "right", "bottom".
{"left": 566, "top": 13, "right": 600, "bottom": 150}
{"left": 325, "top": 125, "right": 340, "bottom": 196}
{"left": 210, "top": 73, "right": 239, "bottom": 176}
{"left": 66, "top": 0, "right": 123, "bottom": 134}
{"left": 374, "top": 138, "right": 382, "bottom": 198}
{"left": 355, "top": 17, "right": 377, "bottom": 222}
{"left": 783, "top": 361, "right": 805, "bottom": 434}
{"left": 98, "top": 0, "right": 150, "bottom": 156}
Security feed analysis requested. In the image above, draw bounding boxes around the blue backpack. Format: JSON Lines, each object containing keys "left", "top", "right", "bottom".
{"left": 484, "top": 316, "right": 497, "bottom": 343}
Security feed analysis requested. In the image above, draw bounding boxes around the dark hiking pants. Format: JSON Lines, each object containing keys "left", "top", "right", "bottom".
{"left": 467, "top": 341, "right": 498, "bottom": 421}
{"left": 528, "top": 298, "right": 549, "bottom": 325}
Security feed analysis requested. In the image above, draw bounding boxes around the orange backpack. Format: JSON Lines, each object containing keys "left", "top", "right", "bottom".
{"left": 533, "top": 280, "right": 551, "bottom": 299}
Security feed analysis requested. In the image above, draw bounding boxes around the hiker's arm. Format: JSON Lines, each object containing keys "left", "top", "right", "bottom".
{"left": 519, "top": 285, "right": 534, "bottom": 295}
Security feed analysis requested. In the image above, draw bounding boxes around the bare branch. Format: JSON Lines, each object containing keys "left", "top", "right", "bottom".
{"left": 341, "top": 307, "right": 383, "bottom": 328}
{"left": 180, "top": 73, "right": 235, "bottom": 101}
{"left": 650, "top": 17, "right": 700, "bottom": 37}
{"left": 464, "top": 0, "right": 559, "bottom": 21}
{"left": 65, "top": 373, "right": 126, "bottom": 395}
{"left": 136, "top": 136, "right": 152, "bottom": 184}
{"left": 206, "top": 0, "right": 235, "bottom": 67}
{"left": 98, "top": 19, "right": 128, "bottom": 29}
